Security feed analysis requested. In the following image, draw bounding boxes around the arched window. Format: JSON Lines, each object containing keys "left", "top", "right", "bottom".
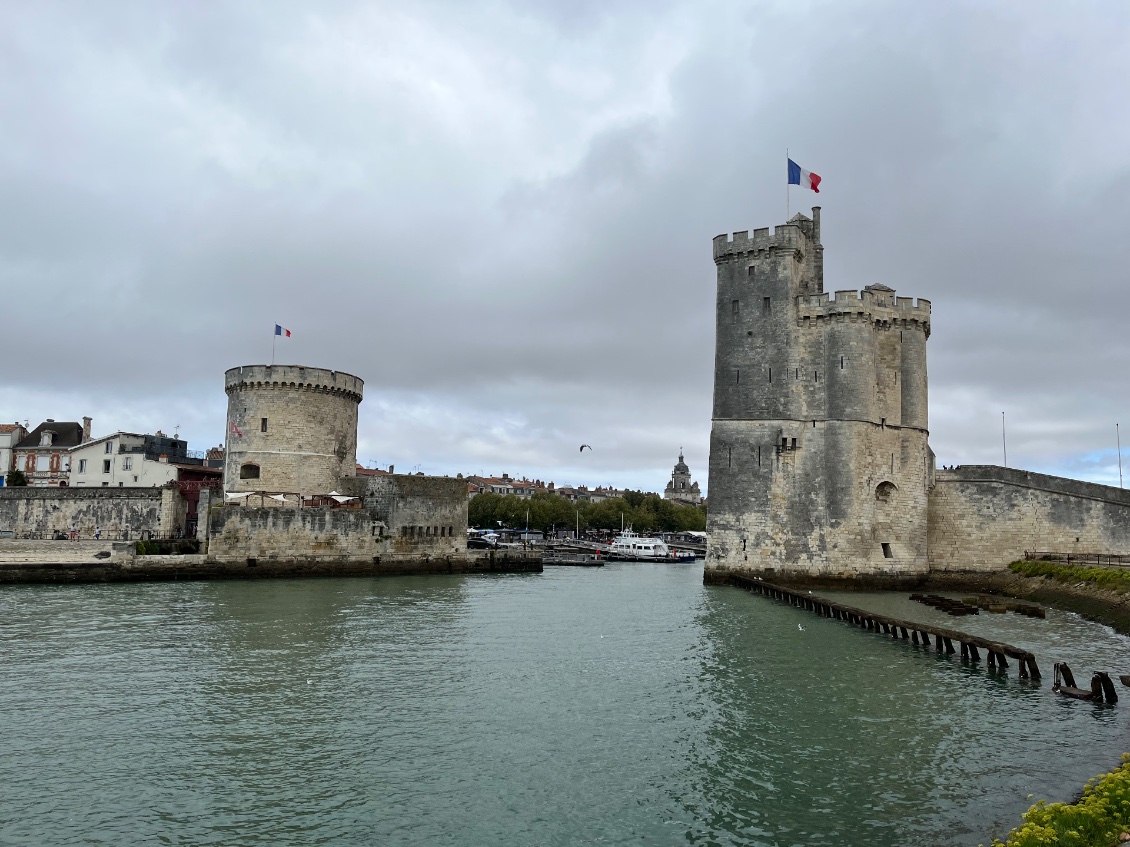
{"left": 875, "top": 481, "right": 897, "bottom": 503}
{"left": 240, "top": 463, "right": 261, "bottom": 480}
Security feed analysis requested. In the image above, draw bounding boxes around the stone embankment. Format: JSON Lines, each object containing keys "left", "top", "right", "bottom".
{"left": 0, "top": 540, "right": 541, "bottom": 584}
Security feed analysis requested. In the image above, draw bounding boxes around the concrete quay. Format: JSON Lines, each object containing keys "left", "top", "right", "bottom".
{"left": 0, "top": 540, "right": 542, "bottom": 584}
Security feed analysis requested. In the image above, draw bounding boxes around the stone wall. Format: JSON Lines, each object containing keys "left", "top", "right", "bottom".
{"left": 224, "top": 364, "right": 363, "bottom": 495}
{"left": 928, "top": 466, "right": 1130, "bottom": 570}
{"left": 206, "top": 504, "right": 383, "bottom": 562}
{"left": 0, "top": 487, "right": 186, "bottom": 538}
{"left": 204, "top": 474, "right": 469, "bottom": 562}
{"left": 363, "top": 474, "right": 469, "bottom": 555}
{"left": 706, "top": 211, "right": 933, "bottom": 577}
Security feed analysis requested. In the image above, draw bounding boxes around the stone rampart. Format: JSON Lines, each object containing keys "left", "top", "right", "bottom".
{"left": 364, "top": 474, "right": 469, "bottom": 554}
{"left": 928, "top": 466, "right": 1130, "bottom": 571}
{"left": 0, "top": 487, "right": 185, "bottom": 539}
{"left": 207, "top": 504, "right": 384, "bottom": 562}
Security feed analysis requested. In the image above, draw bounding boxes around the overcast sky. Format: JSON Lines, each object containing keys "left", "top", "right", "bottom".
{"left": 3, "top": 1, "right": 1128, "bottom": 494}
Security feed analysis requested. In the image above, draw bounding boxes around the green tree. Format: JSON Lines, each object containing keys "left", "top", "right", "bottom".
{"left": 4, "top": 469, "right": 28, "bottom": 487}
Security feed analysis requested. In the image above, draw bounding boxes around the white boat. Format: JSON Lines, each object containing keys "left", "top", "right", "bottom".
{"left": 606, "top": 530, "right": 670, "bottom": 561}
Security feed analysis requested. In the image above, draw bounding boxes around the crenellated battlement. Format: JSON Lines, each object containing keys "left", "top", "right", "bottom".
{"left": 796, "top": 286, "right": 931, "bottom": 334}
{"left": 225, "top": 364, "right": 364, "bottom": 404}
{"left": 713, "top": 222, "right": 810, "bottom": 263}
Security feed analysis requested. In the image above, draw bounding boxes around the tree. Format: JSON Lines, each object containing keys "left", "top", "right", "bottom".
{"left": 5, "top": 469, "right": 27, "bottom": 487}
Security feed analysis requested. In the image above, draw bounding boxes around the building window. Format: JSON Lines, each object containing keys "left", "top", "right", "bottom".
{"left": 240, "top": 463, "right": 261, "bottom": 480}
{"left": 78, "top": 459, "right": 87, "bottom": 474}
{"left": 103, "top": 459, "right": 111, "bottom": 473}
{"left": 881, "top": 542, "right": 893, "bottom": 559}
{"left": 122, "top": 457, "right": 133, "bottom": 470}
{"left": 876, "top": 481, "right": 896, "bottom": 503}
{"left": 261, "top": 418, "right": 268, "bottom": 433}
{"left": 102, "top": 482, "right": 109, "bottom": 487}
{"left": 731, "top": 300, "right": 740, "bottom": 322}
{"left": 763, "top": 297, "right": 771, "bottom": 314}
{"left": 105, "top": 442, "right": 113, "bottom": 454}
{"left": 36, "top": 455, "right": 50, "bottom": 472}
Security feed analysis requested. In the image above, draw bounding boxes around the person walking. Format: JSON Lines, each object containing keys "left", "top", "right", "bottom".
{"left": 94, "top": 526, "right": 102, "bottom": 540}
{"left": 69, "top": 522, "right": 78, "bottom": 542}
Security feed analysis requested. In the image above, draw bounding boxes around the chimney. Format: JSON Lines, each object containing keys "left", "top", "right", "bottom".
{"left": 388, "top": 464, "right": 394, "bottom": 474}
{"left": 82, "top": 417, "right": 92, "bottom": 443}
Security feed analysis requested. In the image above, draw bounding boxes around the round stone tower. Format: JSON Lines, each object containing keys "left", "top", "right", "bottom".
{"left": 223, "top": 364, "right": 364, "bottom": 494}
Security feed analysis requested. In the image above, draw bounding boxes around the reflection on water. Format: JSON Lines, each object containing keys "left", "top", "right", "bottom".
{"left": 1, "top": 569, "right": 1128, "bottom": 846}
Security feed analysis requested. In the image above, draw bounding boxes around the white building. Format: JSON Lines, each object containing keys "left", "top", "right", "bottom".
{"left": 0, "top": 423, "right": 28, "bottom": 484}
{"left": 69, "top": 432, "right": 186, "bottom": 488}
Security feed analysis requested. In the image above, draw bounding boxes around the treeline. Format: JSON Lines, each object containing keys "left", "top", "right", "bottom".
{"left": 469, "top": 490, "right": 706, "bottom": 534}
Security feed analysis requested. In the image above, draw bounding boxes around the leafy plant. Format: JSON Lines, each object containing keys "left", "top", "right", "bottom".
{"left": 991, "top": 754, "right": 1130, "bottom": 846}
{"left": 4, "top": 469, "right": 28, "bottom": 486}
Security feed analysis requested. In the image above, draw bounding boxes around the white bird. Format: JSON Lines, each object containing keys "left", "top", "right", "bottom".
{"left": 797, "top": 624, "right": 805, "bottom": 631}
{"left": 307, "top": 679, "right": 313, "bottom": 685}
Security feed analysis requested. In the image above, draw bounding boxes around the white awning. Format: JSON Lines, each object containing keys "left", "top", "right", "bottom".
{"left": 224, "top": 491, "right": 254, "bottom": 501}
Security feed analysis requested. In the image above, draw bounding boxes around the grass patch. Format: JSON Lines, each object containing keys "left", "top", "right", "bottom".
{"left": 991, "top": 754, "right": 1130, "bottom": 846}
{"left": 1009, "top": 560, "right": 1130, "bottom": 595}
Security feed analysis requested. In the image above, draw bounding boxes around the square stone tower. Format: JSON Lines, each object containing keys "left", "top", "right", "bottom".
{"left": 705, "top": 209, "right": 933, "bottom": 578}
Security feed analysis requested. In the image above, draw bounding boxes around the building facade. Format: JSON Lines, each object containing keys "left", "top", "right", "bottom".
{"left": 0, "top": 424, "right": 28, "bottom": 484}
{"left": 663, "top": 451, "right": 703, "bottom": 505}
{"left": 14, "top": 418, "right": 91, "bottom": 487}
{"left": 706, "top": 209, "right": 933, "bottom": 576}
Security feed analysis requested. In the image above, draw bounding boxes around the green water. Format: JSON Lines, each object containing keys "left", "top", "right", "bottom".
{"left": 2, "top": 565, "right": 1128, "bottom": 846}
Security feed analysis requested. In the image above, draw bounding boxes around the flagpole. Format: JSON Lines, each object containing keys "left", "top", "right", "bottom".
{"left": 1117, "top": 422, "right": 1123, "bottom": 489}
{"left": 786, "top": 148, "right": 790, "bottom": 221}
{"left": 271, "top": 326, "right": 276, "bottom": 366}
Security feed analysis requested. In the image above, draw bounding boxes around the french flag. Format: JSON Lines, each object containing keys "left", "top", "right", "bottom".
{"left": 788, "top": 159, "right": 821, "bottom": 193}
{"left": 274, "top": 324, "right": 291, "bottom": 337}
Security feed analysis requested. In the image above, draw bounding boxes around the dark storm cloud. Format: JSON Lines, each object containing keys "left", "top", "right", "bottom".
{"left": 2, "top": 1, "right": 1129, "bottom": 492}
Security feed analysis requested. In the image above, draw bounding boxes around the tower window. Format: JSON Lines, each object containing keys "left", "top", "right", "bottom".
{"left": 791, "top": 438, "right": 797, "bottom": 449}
{"left": 728, "top": 446, "right": 732, "bottom": 469}
{"left": 735, "top": 369, "right": 740, "bottom": 385}
{"left": 747, "top": 266, "right": 756, "bottom": 277}
{"left": 260, "top": 418, "right": 268, "bottom": 433}
{"left": 731, "top": 300, "right": 740, "bottom": 322}
{"left": 763, "top": 297, "right": 771, "bottom": 314}
{"left": 757, "top": 446, "right": 761, "bottom": 467}
{"left": 840, "top": 356, "right": 845, "bottom": 369}
{"left": 768, "top": 367, "right": 772, "bottom": 383}
{"left": 881, "top": 542, "right": 894, "bottom": 559}
{"left": 240, "top": 463, "right": 261, "bottom": 480}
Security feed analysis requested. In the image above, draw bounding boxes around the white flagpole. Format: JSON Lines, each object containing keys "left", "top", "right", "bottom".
{"left": 271, "top": 326, "right": 276, "bottom": 365}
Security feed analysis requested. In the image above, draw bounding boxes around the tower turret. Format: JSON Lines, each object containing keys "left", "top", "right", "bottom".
{"left": 706, "top": 211, "right": 932, "bottom": 578}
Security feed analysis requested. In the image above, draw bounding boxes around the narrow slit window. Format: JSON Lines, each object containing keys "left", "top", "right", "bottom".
{"left": 791, "top": 438, "right": 797, "bottom": 449}
{"left": 814, "top": 371, "right": 819, "bottom": 382}
{"left": 795, "top": 368, "right": 799, "bottom": 380}
{"left": 261, "top": 417, "right": 268, "bottom": 433}
{"left": 757, "top": 446, "right": 761, "bottom": 467}
{"left": 736, "top": 369, "right": 740, "bottom": 385}
{"left": 731, "top": 299, "right": 740, "bottom": 322}
{"left": 882, "top": 542, "right": 893, "bottom": 559}
{"left": 768, "top": 367, "right": 772, "bottom": 383}
{"left": 763, "top": 297, "right": 771, "bottom": 314}
{"left": 747, "top": 266, "right": 756, "bottom": 277}
{"left": 728, "top": 446, "right": 732, "bottom": 469}
{"left": 840, "top": 356, "right": 845, "bottom": 369}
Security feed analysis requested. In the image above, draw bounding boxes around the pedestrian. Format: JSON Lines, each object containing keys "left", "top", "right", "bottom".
{"left": 94, "top": 526, "right": 101, "bottom": 540}
{"left": 69, "top": 522, "right": 78, "bottom": 542}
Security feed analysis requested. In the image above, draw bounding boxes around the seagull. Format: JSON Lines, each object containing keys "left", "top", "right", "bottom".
{"left": 579, "top": 444, "right": 592, "bottom": 452}
{"left": 797, "top": 624, "right": 805, "bottom": 631}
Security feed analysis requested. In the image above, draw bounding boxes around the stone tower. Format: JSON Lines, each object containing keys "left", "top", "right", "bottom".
{"left": 663, "top": 451, "right": 703, "bottom": 505}
{"left": 705, "top": 209, "right": 933, "bottom": 577}
{"left": 223, "top": 364, "right": 364, "bottom": 494}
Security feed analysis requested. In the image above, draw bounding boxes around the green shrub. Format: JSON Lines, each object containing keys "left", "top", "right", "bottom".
{"left": 992, "top": 754, "right": 1130, "bottom": 846}
{"left": 1009, "top": 560, "right": 1130, "bottom": 594}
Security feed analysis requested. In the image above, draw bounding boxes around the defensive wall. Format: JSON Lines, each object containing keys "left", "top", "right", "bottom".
{"left": 707, "top": 209, "right": 934, "bottom": 577}
{"left": 224, "top": 364, "right": 363, "bottom": 495}
{"left": 0, "top": 487, "right": 186, "bottom": 539}
{"left": 928, "top": 466, "right": 1130, "bottom": 570}
{"left": 203, "top": 474, "right": 470, "bottom": 564}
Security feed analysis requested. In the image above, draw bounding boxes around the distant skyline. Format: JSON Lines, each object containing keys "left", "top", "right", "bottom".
{"left": 3, "top": 2, "right": 1129, "bottom": 496}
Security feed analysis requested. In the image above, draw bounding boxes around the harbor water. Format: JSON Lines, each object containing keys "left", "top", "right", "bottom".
{"left": 2, "top": 563, "right": 1129, "bottom": 846}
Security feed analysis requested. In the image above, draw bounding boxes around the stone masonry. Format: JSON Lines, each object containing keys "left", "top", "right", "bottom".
{"left": 224, "top": 364, "right": 363, "bottom": 495}
{"left": 707, "top": 209, "right": 933, "bottom": 577}
{"left": 706, "top": 210, "right": 1130, "bottom": 578}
